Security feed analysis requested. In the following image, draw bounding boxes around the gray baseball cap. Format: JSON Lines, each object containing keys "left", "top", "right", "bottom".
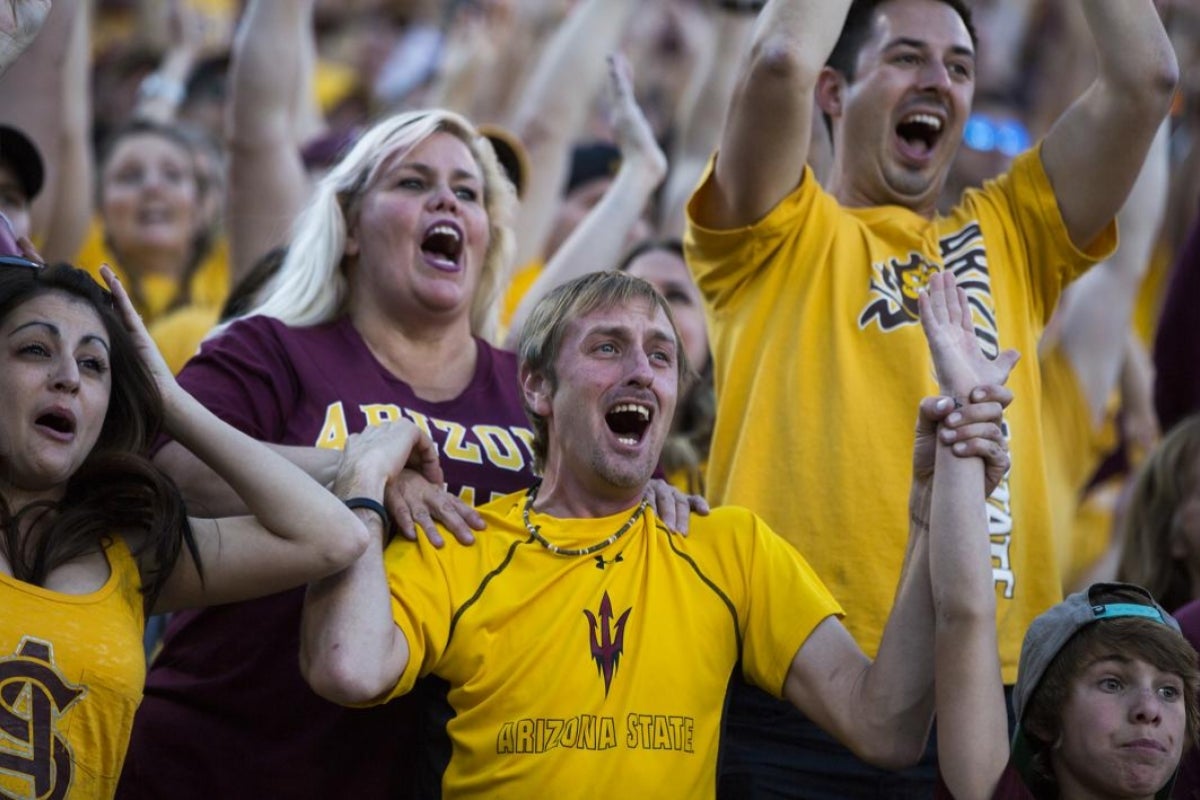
{"left": 1011, "top": 582, "right": 1181, "bottom": 798}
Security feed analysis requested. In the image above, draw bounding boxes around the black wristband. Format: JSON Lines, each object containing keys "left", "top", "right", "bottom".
{"left": 344, "top": 497, "right": 390, "bottom": 535}
{"left": 717, "top": 0, "right": 765, "bottom": 13}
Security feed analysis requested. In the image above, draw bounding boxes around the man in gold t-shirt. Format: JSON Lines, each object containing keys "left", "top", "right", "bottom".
{"left": 685, "top": 0, "right": 1177, "bottom": 795}
{"left": 298, "top": 271, "right": 1008, "bottom": 798}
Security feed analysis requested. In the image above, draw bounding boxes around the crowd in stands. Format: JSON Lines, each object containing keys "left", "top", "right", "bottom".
{"left": 2, "top": 0, "right": 1200, "bottom": 797}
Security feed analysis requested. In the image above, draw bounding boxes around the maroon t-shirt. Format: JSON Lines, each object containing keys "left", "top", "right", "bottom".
{"left": 117, "top": 315, "right": 537, "bottom": 799}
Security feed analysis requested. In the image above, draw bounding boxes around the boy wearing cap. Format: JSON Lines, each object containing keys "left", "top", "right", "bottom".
{"left": 919, "top": 270, "right": 1200, "bottom": 800}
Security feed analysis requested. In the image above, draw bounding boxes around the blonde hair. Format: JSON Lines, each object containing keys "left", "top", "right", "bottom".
{"left": 239, "top": 109, "right": 516, "bottom": 341}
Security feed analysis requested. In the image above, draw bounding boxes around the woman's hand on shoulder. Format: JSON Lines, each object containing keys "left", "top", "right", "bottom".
{"left": 643, "top": 478, "right": 709, "bottom": 535}
{"left": 385, "top": 470, "right": 485, "bottom": 548}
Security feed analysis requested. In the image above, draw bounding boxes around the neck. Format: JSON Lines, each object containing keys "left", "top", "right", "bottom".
{"left": 112, "top": 243, "right": 191, "bottom": 283}
{"left": 0, "top": 481, "right": 63, "bottom": 519}
{"left": 532, "top": 467, "right": 645, "bottom": 520}
{"left": 351, "top": 306, "right": 478, "bottom": 402}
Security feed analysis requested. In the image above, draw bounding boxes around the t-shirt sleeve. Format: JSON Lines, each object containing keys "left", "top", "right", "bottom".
{"left": 381, "top": 536, "right": 455, "bottom": 701}
{"left": 737, "top": 511, "right": 844, "bottom": 698}
{"left": 173, "top": 316, "right": 299, "bottom": 441}
{"left": 684, "top": 158, "right": 825, "bottom": 315}
{"left": 984, "top": 148, "right": 1118, "bottom": 323}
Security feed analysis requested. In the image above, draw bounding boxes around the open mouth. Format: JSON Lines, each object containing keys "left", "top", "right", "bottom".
{"left": 422, "top": 223, "right": 464, "bottom": 268}
{"left": 35, "top": 411, "right": 75, "bottom": 436}
{"left": 895, "top": 112, "right": 944, "bottom": 158}
{"left": 605, "top": 402, "right": 652, "bottom": 447}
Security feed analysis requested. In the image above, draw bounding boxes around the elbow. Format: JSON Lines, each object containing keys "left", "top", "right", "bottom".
{"left": 301, "top": 646, "right": 392, "bottom": 707}
{"left": 853, "top": 735, "right": 928, "bottom": 771}
{"left": 322, "top": 520, "right": 371, "bottom": 574}
{"left": 746, "top": 37, "right": 821, "bottom": 88}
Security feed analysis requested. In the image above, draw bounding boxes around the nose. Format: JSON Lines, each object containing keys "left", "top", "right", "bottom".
{"left": 51, "top": 356, "right": 80, "bottom": 394}
{"left": 625, "top": 349, "right": 655, "bottom": 389}
{"left": 918, "top": 60, "right": 953, "bottom": 93}
{"left": 1130, "top": 687, "right": 1164, "bottom": 725}
{"left": 427, "top": 183, "right": 460, "bottom": 213}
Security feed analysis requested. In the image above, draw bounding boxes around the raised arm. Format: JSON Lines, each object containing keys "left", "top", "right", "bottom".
{"left": 504, "top": 54, "right": 666, "bottom": 347}
{"left": 1039, "top": 0, "right": 1177, "bottom": 250}
{"left": 505, "top": 0, "right": 639, "bottom": 268}
{"left": 693, "top": 0, "right": 850, "bottom": 229}
{"left": 225, "top": 0, "right": 319, "bottom": 284}
{"left": 921, "top": 271, "right": 1017, "bottom": 799}
{"left": 659, "top": 3, "right": 756, "bottom": 237}
{"left": 782, "top": 357, "right": 1014, "bottom": 768}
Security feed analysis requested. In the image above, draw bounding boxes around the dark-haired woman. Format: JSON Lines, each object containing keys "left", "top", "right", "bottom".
{"left": 0, "top": 262, "right": 430, "bottom": 797}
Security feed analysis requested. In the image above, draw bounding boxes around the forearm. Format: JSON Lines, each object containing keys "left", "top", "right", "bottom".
{"left": 507, "top": 0, "right": 639, "bottom": 263}
{"left": 301, "top": 526, "right": 410, "bottom": 705}
{"left": 39, "top": 0, "right": 89, "bottom": 263}
{"left": 506, "top": 162, "right": 663, "bottom": 346}
{"left": 155, "top": 427, "right": 341, "bottom": 518}
{"left": 226, "top": 0, "right": 315, "bottom": 282}
{"left": 850, "top": 526, "right": 935, "bottom": 767}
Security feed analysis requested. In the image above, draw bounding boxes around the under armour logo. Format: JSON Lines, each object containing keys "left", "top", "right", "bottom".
{"left": 593, "top": 553, "right": 624, "bottom": 570}
{"left": 0, "top": 637, "right": 83, "bottom": 799}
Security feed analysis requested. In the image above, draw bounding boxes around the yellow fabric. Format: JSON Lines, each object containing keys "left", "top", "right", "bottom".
{"left": 75, "top": 217, "right": 229, "bottom": 369}
{"left": 148, "top": 305, "right": 221, "bottom": 375}
{"left": 685, "top": 148, "right": 1116, "bottom": 684}
{"left": 1039, "top": 345, "right": 1116, "bottom": 589}
{"left": 380, "top": 494, "right": 841, "bottom": 798}
{"left": 314, "top": 60, "right": 360, "bottom": 113}
{"left": 0, "top": 538, "right": 145, "bottom": 799}
{"left": 500, "top": 258, "right": 544, "bottom": 330}
{"left": 1132, "top": 239, "right": 1173, "bottom": 345}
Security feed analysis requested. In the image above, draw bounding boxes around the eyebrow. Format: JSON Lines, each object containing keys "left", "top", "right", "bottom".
{"left": 399, "top": 161, "right": 482, "bottom": 184}
{"left": 884, "top": 37, "right": 975, "bottom": 60}
{"left": 11, "top": 319, "right": 111, "bottom": 354}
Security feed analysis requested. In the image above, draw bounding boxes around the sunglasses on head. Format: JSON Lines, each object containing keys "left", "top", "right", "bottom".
{"left": 962, "top": 113, "right": 1031, "bottom": 158}
{"left": 0, "top": 255, "right": 42, "bottom": 270}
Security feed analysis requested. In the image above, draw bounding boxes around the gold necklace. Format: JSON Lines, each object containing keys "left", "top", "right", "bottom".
{"left": 521, "top": 484, "right": 646, "bottom": 557}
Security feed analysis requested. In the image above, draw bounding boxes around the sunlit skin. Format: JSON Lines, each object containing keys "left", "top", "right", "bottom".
{"left": 100, "top": 132, "right": 202, "bottom": 279}
{"left": 0, "top": 161, "right": 31, "bottom": 241}
{"left": 527, "top": 299, "right": 679, "bottom": 518}
{"left": 820, "top": 0, "right": 975, "bottom": 216}
{"left": 623, "top": 248, "right": 709, "bottom": 373}
{"left": 0, "top": 292, "right": 111, "bottom": 507}
{"left": 543, "top": 178, "right": 654, "bottom": 262}
{"left": 1051, "top": 656, "right": 1186, "bottom": 800}
{"left": 345, "top": 131, "right": 491, "bottom": 331}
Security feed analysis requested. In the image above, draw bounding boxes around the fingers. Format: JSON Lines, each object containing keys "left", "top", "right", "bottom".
{"left": 643, "top": 479, "right": 699, "bottom": 534}
{"left": 689, "top": 494, "right": 710, "bottom": 516}
{"left": 673, "top": 490, "right": 691, "bottom": 536}
{"left": 917, "top": 395, "right": 957, "bottom": 429}
{"left": 966, "top": 383, "right": 1014, "bottom": 410}
{"left": 409, "top": 432, "right": 445, "bottom": 486}
{"left": 384, "top": 471, "right": 483, "bottom": 549}
{"left": 16, "top": 236, "right": 42, "bottom": 264}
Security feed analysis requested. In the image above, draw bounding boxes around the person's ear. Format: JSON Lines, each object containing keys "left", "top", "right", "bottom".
{"left": 520, "top": 364, "right": 552, "bottom": 416}
{"left": 815, "top": 66, "right": 846, "bottom": 119}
